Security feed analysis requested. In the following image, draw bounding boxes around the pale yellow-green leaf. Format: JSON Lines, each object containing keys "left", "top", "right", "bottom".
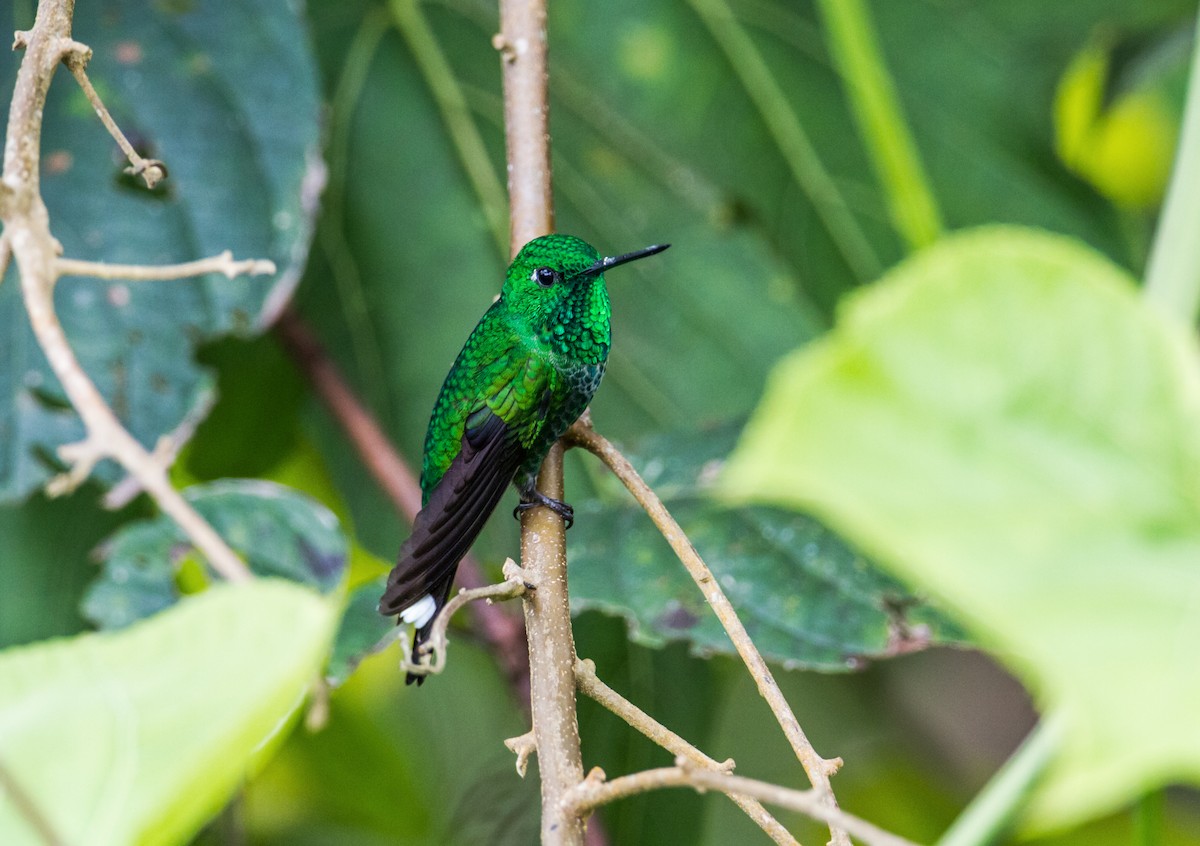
{"left": 722, "top": 225, "right": 1200, "bottom": 830}
{"left": 0, "top": 580, "right": 336, "bottom": 846}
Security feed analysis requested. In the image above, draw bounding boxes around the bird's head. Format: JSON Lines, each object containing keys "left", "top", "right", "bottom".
{"left": 501, "top": 234, "right": 668, "bottom": 338}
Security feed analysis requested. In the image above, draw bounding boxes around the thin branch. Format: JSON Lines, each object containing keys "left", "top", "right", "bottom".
{"left": 1, "top": 0, "right": 252, "bottom": 584}
{"left": 565, "top": 418, "right": 850, "bottom": 845}
{"left": 576, "top": 658, "right": 800, "bottom": 846}
{"left": 518, "top": 443, "right": 587, "bottom": 845}
{"left": 402, "top": 560, "right": 529, "bottom": 680}
{"left": 60, "top": 41, "right": 166, "bottom": 189}
{"left": 317, "top": 8, "right": 391, "bottom": 416}
{"left": 498, "top": 0, "right": 587, "bottom": 842}
{"left": 274, "top": 307, "right": 533, "bottom": 706}
{"left": 498, "top": 0, "right": 554, "bottom": 250}
{"left": 562, "top": 762, "right": 921, "bottom": 846}
{"left": 56, "top": 251, "right": 275, "bottom": 281}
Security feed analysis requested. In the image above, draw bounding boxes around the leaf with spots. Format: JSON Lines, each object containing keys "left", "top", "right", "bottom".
{"left": 83, "top": 480, "right": 347, "bottom": 630}
{"left": 0, "top": 0, "right": 322, "bottom": 500}
{"left": 567, "top": 423, "right": 967, "bottom": 669}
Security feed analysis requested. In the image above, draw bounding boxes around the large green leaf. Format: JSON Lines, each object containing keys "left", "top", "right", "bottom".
{"left": 722, "top": 226, "right": 1200, "bottom": 830}
{"left": 83, "top": 480, "right": 348, "bottom": 630}
{"left": 0, "top": 0, "right": 322, "bottom": 500}
{"left": 569, "top": 423, "right": 965, "bottom": 669}
{"left": 0, "top": 580, "right": 336, "bottom": 846}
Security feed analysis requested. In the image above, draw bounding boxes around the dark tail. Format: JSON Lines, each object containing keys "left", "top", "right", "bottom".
{"left": 404, "top": 576, "right": 457, "bottom": 686}
{"left": 380, "top": 413, "right": 526, "bottom": 685}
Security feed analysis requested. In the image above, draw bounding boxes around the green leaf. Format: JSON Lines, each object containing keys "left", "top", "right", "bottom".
{"left": 325, "top": 579, "right": 395, "bottom": 687}
{"left": 0, "top": 0, "right": 321, "bottom": 500}
{"left": 0, "top": 580, "right": 337, "bottom": 846}
{"left": 569, "top": 423, "right": 966, "bottom": 670}
{"left": 83, "top": 480, "right": 347, "bottom": 630}
{"left": 0, "top": 488, "right": 130, "bottom": 648}
{"left": 722, "top": 225, "right": 1200, "bottom": 830}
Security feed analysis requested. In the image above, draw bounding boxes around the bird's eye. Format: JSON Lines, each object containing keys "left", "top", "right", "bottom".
{"left": 533, "top": 267, "right": 556, "bottom": 288}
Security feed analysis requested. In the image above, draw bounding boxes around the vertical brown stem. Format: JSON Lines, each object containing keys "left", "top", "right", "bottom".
{"left": 498, "top": 1, "right": 586, "bottom": 843}
{"left": 500, "top": 0, "right": 553, "bottom": 246}
{"left": 519, "top": 443, "right": 586, "bottom": 844}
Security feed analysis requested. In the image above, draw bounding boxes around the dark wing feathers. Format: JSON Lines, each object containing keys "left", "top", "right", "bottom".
{"left": 380, "top": 411, "right": 526, "bottom": 617}
{"left": 382, "top": 345, "right": 557, "bottom": 685}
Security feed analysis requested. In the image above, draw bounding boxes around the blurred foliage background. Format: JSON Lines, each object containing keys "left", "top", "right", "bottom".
{"left": 3, "top": 0, "right": 1200, "bottom": 843}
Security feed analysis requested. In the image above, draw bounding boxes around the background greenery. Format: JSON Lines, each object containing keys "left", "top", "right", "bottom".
{"left": 2, "top": 0, "right": 1200, "bottom": 843}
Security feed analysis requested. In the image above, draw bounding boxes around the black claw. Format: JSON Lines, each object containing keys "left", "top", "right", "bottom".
{"left": 514, "top": 491, "right": 575, "bottom": 529}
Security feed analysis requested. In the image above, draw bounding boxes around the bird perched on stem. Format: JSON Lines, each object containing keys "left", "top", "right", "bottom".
{"left": 380, "top": 234, "right": 669, "bottom": 683}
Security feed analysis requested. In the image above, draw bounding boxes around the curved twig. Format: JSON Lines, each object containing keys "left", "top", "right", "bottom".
{"left": 562, "top": 761, "right": 920, "bottom": 846}
{"left": 565, "top": 418, "right": 849, "bottom": 844}
{"left": 2, "top": 0, "right": 253, "bottom": 584}
{"left": 402, "top": 560, "right": 529, "bottom": 680}
{"left": 575, "top": 659, "right": 799, "bottom": 846}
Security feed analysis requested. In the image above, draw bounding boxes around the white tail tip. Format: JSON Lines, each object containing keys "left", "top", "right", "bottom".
{"left": 399, "top": 594, "right": 437, "bottom": 629}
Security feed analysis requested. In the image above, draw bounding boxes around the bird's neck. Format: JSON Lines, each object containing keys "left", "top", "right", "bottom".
{"left": 534, "top": 281, "right": 611, "bottom": 364}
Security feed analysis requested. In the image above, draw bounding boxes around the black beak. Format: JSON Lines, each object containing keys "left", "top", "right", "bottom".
{"left": 580, "top": 243, "right": 670, "bottom": 277}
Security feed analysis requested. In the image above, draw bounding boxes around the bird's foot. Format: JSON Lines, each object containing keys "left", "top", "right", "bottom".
{"left": 513, "top": 490, "right": 574, "bottom": 529}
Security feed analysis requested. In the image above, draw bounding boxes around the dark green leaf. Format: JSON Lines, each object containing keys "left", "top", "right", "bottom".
{"left": 0, "top": 487, "right": 131, "bottom": 648}
{"left": 84, "top": 480, "right": 347, "bottom": 629}
{"left": 325, "top": 578, "right": 394, "bottom": 687}
{"left": 569, "top": 423, "right": 966, "bottom": 670}
{"left": 0, "top": 0, "right": 322, "bottom": 500}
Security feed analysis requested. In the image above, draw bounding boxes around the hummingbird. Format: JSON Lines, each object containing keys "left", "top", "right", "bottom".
{"left": 379, "top": 234, "right": 669, "bottom": 684}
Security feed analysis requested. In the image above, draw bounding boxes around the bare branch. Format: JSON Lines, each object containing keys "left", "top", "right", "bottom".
{"left": 56, "top": 251, "right": 275, "bottom": 281}
{"left": 402, "top": 559, "right": 529, "bottom": 681}
{"left": 566, "top": 418, "right": 849, "bottom": 844}
{"left": 60, "top": 39, "right": 166, "bottom": 188}
{"left": 497, "top": 0, "right": 589, "bottom": 841}
{"left": 1, "top": 0, "right": 252, "bottom": 584}
{"left": 563, "top": 761, "right": 922, "bottom": 846}
{"left": 576, "top": 659, "right": 799, "bottom": 846}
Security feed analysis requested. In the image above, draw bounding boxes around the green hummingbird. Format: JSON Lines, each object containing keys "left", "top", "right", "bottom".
{"left": 380, "top": 234, "right": 668, "bottom": 683}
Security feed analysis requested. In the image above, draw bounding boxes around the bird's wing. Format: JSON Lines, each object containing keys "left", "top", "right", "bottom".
{"left": 380, "top": 352, "right": 557, "bottom": 618}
